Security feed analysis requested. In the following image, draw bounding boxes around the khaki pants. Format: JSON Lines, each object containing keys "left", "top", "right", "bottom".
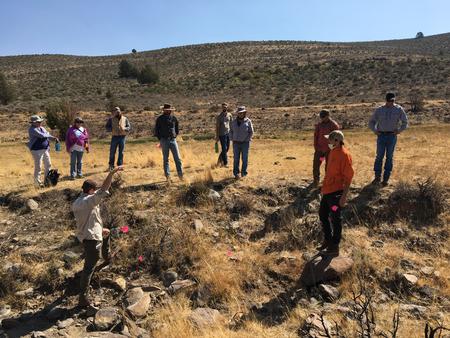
{"left": 313, "top": 150, "right": 329, "bottom": 182}
{"left": 31, "top": 149, "right": 51, "bottom": 186}
{"left": 79, "top": 236, "right": 110, "bottom": 298}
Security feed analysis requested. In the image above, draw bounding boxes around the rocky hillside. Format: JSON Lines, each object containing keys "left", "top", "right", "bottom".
{"left": 0, "top": 33, "right": 449, "bottom": 112}
{"left": 0, "top": 176, "right": 448, "bottom": 337}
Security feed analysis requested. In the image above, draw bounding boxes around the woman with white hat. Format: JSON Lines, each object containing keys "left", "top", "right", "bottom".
{"left": 27, "top": 115, "right": 59, "bottom": 187}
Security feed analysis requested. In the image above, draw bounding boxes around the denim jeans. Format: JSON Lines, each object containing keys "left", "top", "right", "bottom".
{"left": 374, "top": 134, "right": 397, "bottom": 181}
{"left": 160, "top": 138, "right": 183, "bottom": 177}
{"left": 218, "top": 134, "right": 230, "bottom": 166}
{"left": 70, "top": 150, "right": 84, "bottom": 178}
{"left": 313, "top": 150, "right": 329, "bottom": 182}
{"left": 109, "top": 136, "right": 126, "bottom": 167}
{"left": 233, "top": 141, "right": 250, "bottom": 177}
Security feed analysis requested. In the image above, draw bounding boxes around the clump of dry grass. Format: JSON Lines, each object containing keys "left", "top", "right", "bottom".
{"left": 388, "top": 178, "right": 447, "bottom": 225}
{"left": 177, "top": 181, "right": 211, "bottom": 207}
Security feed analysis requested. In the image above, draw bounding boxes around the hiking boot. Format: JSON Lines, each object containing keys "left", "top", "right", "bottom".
{"left": 316, "top": 240, "right": 330, "bottom": 251}
{"left": 320, "top": 244, "right": 339, "bottom": 257}
{"left": 371, "top": 177, "right": 381, "bottom": 185}
{"left": 77, "top": 174, "right": 83, "bottom": 179}
{"left": 69, "top": 176, "right": 76, "bottom": 181}
{"left": 381, "top": 180, "right": 389, "bottom": 187}
{"left": 78, "top": 294, "right": 91, "bottom": 308}
{"left": 108, "top": 166, "right": 115, "bottom": 172}
{"left": 234, "top": 174, "right": 240, "bottom": 180}
{"left": 312, "top": 179, "right": 320, "bottom": 187}
{"left": 178, "top": 175, "right": 184, "bottom": 181}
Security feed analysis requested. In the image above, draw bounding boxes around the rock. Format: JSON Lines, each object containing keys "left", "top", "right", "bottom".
{"left": 125, "top": 287, "right": 151, "bottom": 318}
{"left": 1, "top": 318, "right": 20, "bottom": 329}
{"left": 94, "top": 307, "right": 121, "bottom": 331}
{"left": 400, "top": 259, "right": 415, "bottom": 270}
{"left": 32, "top": 331, "right": 48, "bottom": 338}
{"left": 399, "top": 304, "right": 427, "bottom": 318}
{"left": 57, "top": 318, "right": 74, "bottom": 329}
{"left": 15, "top": 287, "right": 34, "bottom": 297}
{"left": 208, "top": 189, "right": 221, "bottom": 200}
{"left": 418, "top": 285, "right": 435, "bottom": 299}
{"left": 318, "top": 284, "right": 340, "bottom": 302}
{"left": 371, "top": 240, "right": 384, "bottom": 248}
{"left": 193, "top": 219, "right": 204, "bottom": 233}
{"left": 26, "top": 199, "right": 39, "bottom": 211}
{"left": 168, "top": 279, "right": 196, "bottom": 294}
{"left": 102, "top": 276, "right": 127, "bottom": 291}
{"left": 402, "top": 273, "right": 418, "bottom": 286}
{"left": 300, "top": 256, "right": 354, "bottom": 287}
{"left": 63, "top": 251, "right": 79, "bottom": 264}
{"left": 394, "top": 228, "right": 405, "bottom": 237}
{"left": 46, "top": 306, "right": 67, "bottom": 320}
{"left": 162, "top": 270, "right": 178, "bottom": 287}
{"left": 3, "top": 262, "right": 22, "bottom": 274}
{"left": 188, "top": 307, "right": 222, "bottom": 329}
{"left": 420, "top": 266, "right": 434, "bottom": 276}
{"left": 0, "top": 305, "right": 11, "bottom": 319}
{"left": 230, "top": 221, "right": 240, "bottom": 230}
{"left": 304, "top": 313, "right": 335, "bottom": 338}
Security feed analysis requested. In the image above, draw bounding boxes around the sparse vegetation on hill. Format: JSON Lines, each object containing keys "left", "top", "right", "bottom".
{"left": 0, "top": 33, "right": 449, "bottom": 112}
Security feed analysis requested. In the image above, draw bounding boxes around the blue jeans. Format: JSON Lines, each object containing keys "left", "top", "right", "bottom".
{"left": 109, "top": 136, "right": 126, "bottom": 167}
{"left": 374, "top": 134, "right": 397, "bottom": 181}
{"left": 160, "top": 138, "right": 183, "bottom": 177}
{"left": 70, "top": 150, "right": 84, "bottom": 177}
{"left": 218, "top": 134, "right": 230, "bottom": 165}
{"left": 233, "top": 141, "right": 250, "bottom": 177}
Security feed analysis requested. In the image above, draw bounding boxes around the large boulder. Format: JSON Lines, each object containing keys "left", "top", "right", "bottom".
{"left": 94, "top": 307, "right": 121, "bottom": 331}
{"left": 300, "top": 255, "right": 354, "bottom": 287}
{"left": 125, "top": 287, "right": 150, "bottom": 318}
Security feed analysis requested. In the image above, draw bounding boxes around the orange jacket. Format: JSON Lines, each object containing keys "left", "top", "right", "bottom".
{"left": 321, "top": 146, "right": 354, "bottom": 195}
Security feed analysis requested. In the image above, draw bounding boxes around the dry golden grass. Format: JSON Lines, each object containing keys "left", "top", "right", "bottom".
{"left": 1, "top": 124, "right": 449, "bottom": 194}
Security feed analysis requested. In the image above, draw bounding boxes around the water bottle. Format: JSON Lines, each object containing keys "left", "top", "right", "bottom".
{"left": 215, "top": 142, "right": 219, "bottom": 153}
{"left": 55, "top": 142, "right": 61, "bottom": 152}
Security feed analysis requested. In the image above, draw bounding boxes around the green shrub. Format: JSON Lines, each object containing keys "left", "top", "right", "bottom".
{"left": 138, "top": 65, "right": 159, "bottom": 85}
{"left": 45, "top": 100, "right": 77, "bottom": 140}
{"left": 118, "top": 59, "right": 138, "bottom": 78}
{"left": 0, "top": 73, "right": 15, "bottom": 105}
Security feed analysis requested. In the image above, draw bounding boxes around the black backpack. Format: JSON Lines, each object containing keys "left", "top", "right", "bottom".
{"left": 45, "top": 169, "right": 60, "bottom": 187}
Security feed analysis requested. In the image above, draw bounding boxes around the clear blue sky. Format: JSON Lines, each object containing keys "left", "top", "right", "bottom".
{"left": 1, "top": 0, "right": 448, "bottom": 56}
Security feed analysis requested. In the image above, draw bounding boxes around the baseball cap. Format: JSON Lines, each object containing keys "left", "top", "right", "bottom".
{"left": 386, "top": 92, "right": 396, "bottom": 102}
{"left": 325, "top": 130, "right": 345, "bottom": 143}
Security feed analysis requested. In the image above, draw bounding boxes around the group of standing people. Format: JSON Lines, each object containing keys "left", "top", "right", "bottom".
{"left": 26, "top": 92, "right": 409, "bottom": 308}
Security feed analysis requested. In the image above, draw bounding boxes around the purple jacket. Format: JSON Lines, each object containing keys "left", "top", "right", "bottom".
{"left": 65, "top": 126, "right": 89, "bottom": 152}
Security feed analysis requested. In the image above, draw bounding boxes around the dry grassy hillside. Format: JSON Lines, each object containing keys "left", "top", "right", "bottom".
{"left": 0, "top": 33, "right": 449, "bottom": 112}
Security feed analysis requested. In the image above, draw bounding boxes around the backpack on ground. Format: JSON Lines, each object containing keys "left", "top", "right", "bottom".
{"left": 45, "top": 169, "right": 60, "bottom": 187}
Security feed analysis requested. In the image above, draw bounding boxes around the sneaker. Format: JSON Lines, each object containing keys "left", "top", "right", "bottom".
{"left": 371, "top": 177, "right": 381, "bottom": 185}
{"left": 77, "top": 174, "right": 83, "bottom": 179}
{"left": 109, "top": 166, "right": 114, "bottom": 172}
{"left": 381, "top": 180, "right": 389, "bottom": 187}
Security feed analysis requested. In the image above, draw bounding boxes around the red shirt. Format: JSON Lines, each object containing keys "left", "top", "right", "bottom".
{"left": 314, "top": 119, "right": 340, "bottom": 153}
{"left": 322, "top": 146, "right": 354, "bottom": 195}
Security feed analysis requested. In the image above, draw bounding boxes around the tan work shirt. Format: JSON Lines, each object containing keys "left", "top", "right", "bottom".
{"left": 72, "top": 189, "right": 109, "bottom": 242}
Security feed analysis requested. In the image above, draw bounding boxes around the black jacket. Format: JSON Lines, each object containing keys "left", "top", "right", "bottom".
{"left": 154, "top": 114, "right": 179, "bottom": 140}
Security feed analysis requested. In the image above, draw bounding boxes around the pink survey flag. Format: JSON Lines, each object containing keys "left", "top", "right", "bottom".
{"left": 138, "top": 255, "right": 144, "bottom": 262}
{"left": 331, "top": 205, "right": 339, "bottom": 212}
{"left": 226, "top": 248, "right": 233, "bottom": 257}
{"left": 120, "top": 225, "right": 129, "bottom": 234}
